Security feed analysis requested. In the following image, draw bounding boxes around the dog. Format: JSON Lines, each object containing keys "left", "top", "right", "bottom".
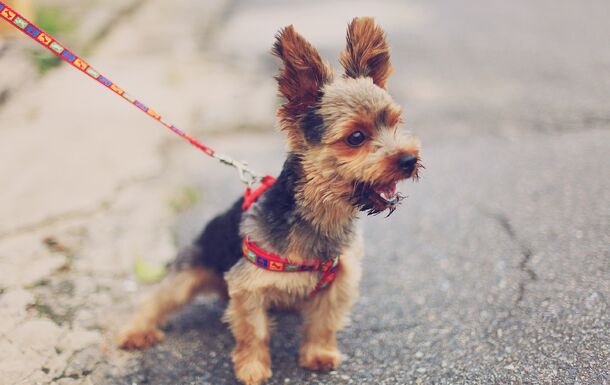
{"left": 118, "top": 17, "right": 421, "bottom": 385}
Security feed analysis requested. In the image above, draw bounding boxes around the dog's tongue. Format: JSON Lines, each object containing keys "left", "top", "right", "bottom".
{"left": 375, "top": 183, "right": 398, "bottom": 202}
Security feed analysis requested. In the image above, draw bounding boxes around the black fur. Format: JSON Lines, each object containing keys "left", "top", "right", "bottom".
{"left": 253, "top": 153, "right": 301, "bottom": 252}
{"left": 300, "top": 107, "right": 325, "bottom": 144}
{"left": 253, "top": 154, "right": 354, "bottom": 261}
{"left": 175, "top": 152, "right": 356, "bottom": 272}
{"left": 173, "top": 155, "right": 303, "bottom": 273}
{"left": 174, "top": 197, "right": 245, "bottom": 273}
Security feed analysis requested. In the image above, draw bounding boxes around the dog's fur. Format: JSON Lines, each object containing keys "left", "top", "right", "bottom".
{"left": 118, "top": 17, "right": 421, "bottom": 385}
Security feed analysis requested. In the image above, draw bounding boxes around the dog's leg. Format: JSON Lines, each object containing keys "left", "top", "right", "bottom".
{"left": 118, "top": 267, "right": 225, "bottom": 350}
{"left": 299, "top": 252, "right": 363, "bottom": 371}
{"left": 224, "top": 291, "right": 272, "bottom": 385}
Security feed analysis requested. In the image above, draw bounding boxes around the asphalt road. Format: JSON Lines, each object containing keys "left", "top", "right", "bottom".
{"left": 111, "top": 1, "right": 609, "bottom": 384}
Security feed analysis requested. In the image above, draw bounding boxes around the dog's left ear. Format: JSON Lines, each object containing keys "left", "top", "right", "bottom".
{"left": 273, "top": 25, "right": 332, "bottom": 119}
{"left": 340, "top": 17, "right": 393, "bottom": 89}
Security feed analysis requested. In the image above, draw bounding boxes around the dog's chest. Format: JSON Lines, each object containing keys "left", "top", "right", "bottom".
{"left": 224, "top": 242, "right": 361, "bottom": 309}
{"left": 225, "top": 258, "right": 322, "bottom": 306}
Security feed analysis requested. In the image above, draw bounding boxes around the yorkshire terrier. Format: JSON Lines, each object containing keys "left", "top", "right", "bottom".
{"left": 118, "top": 17, "right": 421, "bottom": 385}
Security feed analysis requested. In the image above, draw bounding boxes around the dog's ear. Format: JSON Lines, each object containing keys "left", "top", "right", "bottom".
{"left": 340, "top": 17, "right": 392, "bottom": 89}
{"left": 273, "top": 25, "right": 332, "bottom": 119}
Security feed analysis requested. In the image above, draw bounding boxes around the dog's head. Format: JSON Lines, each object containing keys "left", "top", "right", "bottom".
{"left": 273, "top": 17, "right": 421, "bottom": 216}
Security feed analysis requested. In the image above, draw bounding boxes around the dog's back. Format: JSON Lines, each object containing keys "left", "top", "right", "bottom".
{"left": 172, "top": 197, "right": 245, "bottom": 274}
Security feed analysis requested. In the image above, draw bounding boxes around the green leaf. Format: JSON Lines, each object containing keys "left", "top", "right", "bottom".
{"left": 134, "top": 258, "right": 167, "bottom": 284}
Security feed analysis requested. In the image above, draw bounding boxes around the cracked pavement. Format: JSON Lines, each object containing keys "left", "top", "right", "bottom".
{"left": 1, "top": 0, "right": 609, "bottom": 384}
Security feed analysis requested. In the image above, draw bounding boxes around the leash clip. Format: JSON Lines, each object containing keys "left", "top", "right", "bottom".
{"left": 214, "top": 153, "right": 262, "bottom": 187}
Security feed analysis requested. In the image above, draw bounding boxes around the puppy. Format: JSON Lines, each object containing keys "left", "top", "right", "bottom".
{"left": 118, "top": 17, "right": 421, "bottom": 385}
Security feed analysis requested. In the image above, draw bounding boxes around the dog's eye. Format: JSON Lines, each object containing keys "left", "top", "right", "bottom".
{"left": 346, "top": 131, "right": 366, "bottom": 147}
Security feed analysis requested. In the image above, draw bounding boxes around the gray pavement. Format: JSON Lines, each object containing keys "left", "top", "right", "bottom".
{"left": 109, "top": 1, "right": 609, "bottom": 384}
{"left": 0, "top": 0, "right": 608, "bottom": 384}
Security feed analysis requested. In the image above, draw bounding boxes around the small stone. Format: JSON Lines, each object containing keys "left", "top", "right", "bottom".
{"left": 340, "top": 374, "right": 350, "bottom": 380}
{"left": 497, "top": 329, "right": 503, "bottom": 338}
{"left": 416, "top": 367, "right": 427, "bottom": 373}
{"left": 504, "top": 363, "right": 516, "bottom": 370}
{"left": 415, "top": 351, "right": 424, "bottom": 359}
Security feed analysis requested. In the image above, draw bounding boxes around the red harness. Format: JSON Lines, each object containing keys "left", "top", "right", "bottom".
{"left": 241, "top": 177, "right": 341, "bottom": 297}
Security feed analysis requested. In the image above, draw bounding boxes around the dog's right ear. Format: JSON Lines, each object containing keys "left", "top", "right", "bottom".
{"left": 273, "top": 26, "right": 332, "bottom": 121}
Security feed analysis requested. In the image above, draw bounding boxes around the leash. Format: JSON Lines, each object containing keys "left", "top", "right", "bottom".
{"left": 0, "top": 1, "right": 263, "bottom": 186}
{"left": 1, "top": 2, "right": 341, "bottom": 296}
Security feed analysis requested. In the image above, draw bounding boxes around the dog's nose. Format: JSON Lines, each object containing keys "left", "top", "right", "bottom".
{"left": 397, "top": 155, "right": 418, "bottom": 175}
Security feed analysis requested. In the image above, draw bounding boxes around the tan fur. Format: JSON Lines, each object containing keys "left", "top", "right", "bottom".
{"left": 296, "top": 150, "right": 358, "bottom": 235}
{"left": 380, "top": 104, "right": 403, "bottom": 127}
{"left": 314, "top": 78, "right": 421, "bottom": 186}
{"left": 241, "top": 173, "right": 356, "bottom": 263}
{"left": 300, "top": 235, "right": 363, "bottom": 371}
{"left": 224, "top": 292, "right": 272, "bottom": 385}
{"left": 117, "top": 268, "right": 226, "bottom": 350}
{"left": 223, "top": 234, "right": 364, "bottom": 383}
{"left": 340, "top": 17, "right": 393, "bottom": 89}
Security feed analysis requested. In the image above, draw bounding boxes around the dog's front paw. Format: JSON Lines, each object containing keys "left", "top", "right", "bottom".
{"left": 117, "top": 326, "right": 164, "bottom": 350}
{"left": 235, "top": 359, "right": 272, "bottom": 385}
{"left": 299, "top": 344, "right": 342, "bottom": 372}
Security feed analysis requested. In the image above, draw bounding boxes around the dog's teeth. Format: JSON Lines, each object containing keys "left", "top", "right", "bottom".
{"left": 380, "top": 190, "right": 397, "bottom": 201}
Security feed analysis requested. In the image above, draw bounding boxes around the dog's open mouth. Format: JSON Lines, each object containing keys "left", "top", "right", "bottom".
{"left": 372, "top": 182, "right": 401, "bottom": 205}
{"left": 351, "top": 181, "right": 405, "bottom": 216}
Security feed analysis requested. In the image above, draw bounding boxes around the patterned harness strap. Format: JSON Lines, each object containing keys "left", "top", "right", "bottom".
{"left": 241, "top": 179, "right": 341, "bottom": 297}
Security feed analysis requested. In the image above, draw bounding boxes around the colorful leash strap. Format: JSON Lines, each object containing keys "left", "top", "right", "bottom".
{"left": 0, "top": 1, "right": 262, "bottom": 186}
{"left": 241, "top": 179, "right": 341, "bottom": 297}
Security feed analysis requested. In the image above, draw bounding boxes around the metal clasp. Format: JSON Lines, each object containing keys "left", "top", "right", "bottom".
{"left": 213, "top": 153, "right": 262, "bottom": 187}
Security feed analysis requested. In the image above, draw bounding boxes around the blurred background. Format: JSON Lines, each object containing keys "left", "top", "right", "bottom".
{"left": 0, "top": 0, "right": 608, "bottom": 384}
